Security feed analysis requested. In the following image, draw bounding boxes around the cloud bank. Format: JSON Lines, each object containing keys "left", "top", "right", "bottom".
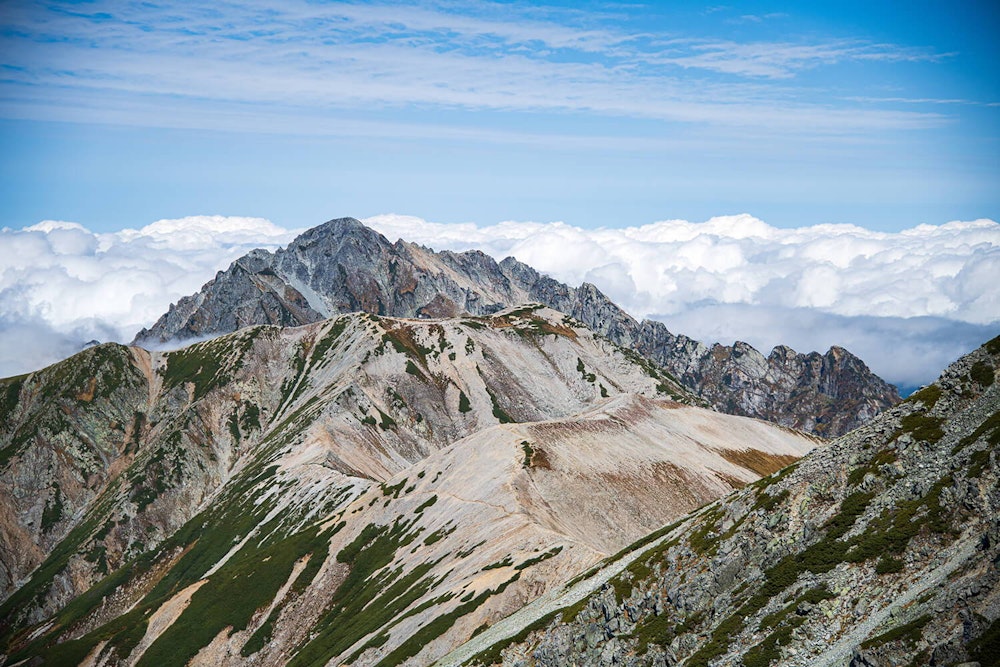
{"left": 366, "top": 213, "right": 1000, "bottom": 390}
{"left": 0, "top": 216, "right": 297, "bottom": 377}
{"left": 1, "top": 214, "right": 997, "bottom": 391}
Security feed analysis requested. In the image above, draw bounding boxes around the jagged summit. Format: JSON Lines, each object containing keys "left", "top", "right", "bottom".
{"left": 132, "top": 216, "right": 900, "bottom": 436}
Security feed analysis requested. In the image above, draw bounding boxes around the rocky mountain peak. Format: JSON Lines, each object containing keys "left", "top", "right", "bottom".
{"left": 131, "top": 217, "right": 900, "bottom": 436}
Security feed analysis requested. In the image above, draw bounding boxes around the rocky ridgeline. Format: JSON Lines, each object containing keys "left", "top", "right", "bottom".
{"left": 0, "top": 307, "right": 817, "bottom": 666}
{"left": 133, "top": 217, "right": 899, "bottom": 436}
{"left": 439, "top": 336, "right": 1000, "bottom": 667}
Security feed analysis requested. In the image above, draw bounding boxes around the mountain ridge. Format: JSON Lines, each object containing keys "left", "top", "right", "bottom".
{"left": 0, "top": 306, "right": 818, "bottom": 666}
{"left": 133, "top": 217, "right": 899, "bottom": 436}
{"left": 439, "top": 335, "right": 1000, "bottom": 667}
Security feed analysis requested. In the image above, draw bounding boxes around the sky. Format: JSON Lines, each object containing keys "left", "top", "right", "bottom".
{"left": 0, "top": 0, "right": 997, "bottom": 230}
{"left": 0, "top": 1, "right": 998, "bottom": 391}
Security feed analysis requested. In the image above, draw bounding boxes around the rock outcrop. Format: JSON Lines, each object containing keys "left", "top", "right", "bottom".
{"left": 133, "top": 217, "right": 900, "bottom": 436}
{"left": 439, "top": 335, "right": 1000, "bottom": 667}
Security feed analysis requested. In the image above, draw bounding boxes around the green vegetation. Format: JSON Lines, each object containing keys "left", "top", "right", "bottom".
{"left": 486, "top": 386, "right": 515, "bottom": 424}
{"left": 162, "top": 340, "right": 229, "bottom": 401}
{"left": 969, "top": 448, "right": 991, "bottom": 478}
{"left": 0, "top": 374, "right": 25, "bottom": 418}
{"left": 905, "top": 384, "right": 942, "bottom": 409}
{"left": 971, "top": 360, "right": 995, "bottom": 387}
{"left": 310, "top": 317, "right": 349, "bottom": 366}
{"left": 423, "top": 527, "right": 449, "bottom": 546}
{"left": 414, "top": 495, "right": 438, "bottom": 514}
{"left": 515, "top": 546, "right": 562, "bottom": 570}
{"left": 40, "top": 487, "right": 64, "bottom": 532}
{"left": 848, "top": 448, "right": 898, "bottom": 487}
{"left": 986, "top": 334, "right": 1000, "bottom": 356}
{"left": 754, "top": 488, "right": 789, "bottom": 513}
{"left": 751, "top": 461, "right": 799, "bottom": 490}
{"left": 684, "top": 492, "right": 873, "bottom": 667}
{"left": 482, "top": 555, "right": 514, "bottom": 571}
{"left": 381, "top": 480, "right": 407, "bottom": 498}
{"left": 458, "top": 390, "right": 472, "bottom": 413}
{"left": 241, "top": 402, "right": 261, "bottom": 432}
{"left": 898, "top": 412, "right": 945, "bottom": 443}
{"left": 380, "top": 572, "right": 523, "bottom": 667}
{"left": 521, "top": 441, "right": 535, "bottom": 468}
{"left": 860, "top": 615, "right": 931, "bottom": 649}
{"left": 954, "top": 409, "right": 1000, "bottom": 453}
{"left": 286, "top": 518, "right": 444, "bottom": 667}
{"left": 465, "top": 598, "right": 559, "bottom": 666}
{"left": 970, "top": 615, "right": 1000, "bottom": 667}
{"left": 377, "top": 407, "right": 396, "bottom": 430}
{"left": 138, "top": 524, "right": 335, "bottom": 667}
{"left": 560, "top": 597, "right": 589, "bottom": 624}
{"left": 875, "top": 555, "right": 904, "bottom": 574}
{"left": 456, "top": 540, "right": 485, "bottom": 558}
{"left": 846, "top": 475, "right": 953, "bottom": 563}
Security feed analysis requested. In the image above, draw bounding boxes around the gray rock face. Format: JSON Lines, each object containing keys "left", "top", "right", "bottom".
{"left": 133, "top": 218, "right": 899, "bottom": 436}
{"left": 443, "top": 336, "right": 1000, "bottom": 667}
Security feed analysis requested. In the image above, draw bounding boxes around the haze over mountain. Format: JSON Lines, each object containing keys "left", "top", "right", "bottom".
{"left": 132, "top": 217, "right": 899, "bottom": 438}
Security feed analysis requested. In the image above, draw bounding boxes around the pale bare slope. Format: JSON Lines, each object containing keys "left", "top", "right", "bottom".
{"left": 212, "top": 394, "right": 815, "bottom": 667}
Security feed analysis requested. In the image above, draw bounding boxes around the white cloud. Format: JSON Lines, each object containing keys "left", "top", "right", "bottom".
{"left": 0, "top": 216, "right": 299, "bottom": 376}
{"left": 364, "top": 213, "right": 1000, "bottom": 389}
{"left": 365, "top": 213, "right": 1000, "bottom": 324}
{"left": 0, "top": 1, "right": 949, "bottom": 136}
{"left": 1, "top": 213, "right": 997, "bottom": 391}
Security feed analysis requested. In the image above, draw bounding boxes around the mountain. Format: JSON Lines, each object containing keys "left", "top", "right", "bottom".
{"left": 439, "top": 335, "right": 1000, "bottom": 667}
{"left": 132, "top": 217, "right": 900, "bottom": 437}
{"left": 0, "top": 306, "right": 817, "bottom": 666}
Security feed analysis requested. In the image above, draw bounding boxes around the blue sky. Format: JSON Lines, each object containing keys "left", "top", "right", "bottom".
{"left": 1, "top": 0, "right": 997, "bottom": 232}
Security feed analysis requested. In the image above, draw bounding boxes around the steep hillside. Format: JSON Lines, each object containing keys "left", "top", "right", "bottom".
{"left": 0, "top": 307, "right": 816, "bottom": 666}
{"left": 442, "top": 336, "right": 1000, "bottom": 667}
{"left": 132, "top": 217, "right": 899, "bottom": 436}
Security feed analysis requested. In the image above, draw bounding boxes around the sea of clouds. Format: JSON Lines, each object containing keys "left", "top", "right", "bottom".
{"left": 1, "top": 214, "right": 997, "bottom": 391}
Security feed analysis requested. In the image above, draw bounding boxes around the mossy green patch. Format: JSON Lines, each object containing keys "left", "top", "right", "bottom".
{"left": 971, "top": 360, "right": 995, "bottom": 387}
{"left": 861, "top": 615, "right": 931, "bottom": 649}
{"left": 905, "top": 384, "right": 942, "bottom": 409}
{"left": 898, "top": 412, "right": 945, "bottom": 444}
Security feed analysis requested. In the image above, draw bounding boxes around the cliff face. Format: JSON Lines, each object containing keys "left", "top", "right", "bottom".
{"left": 133, "top": 217, "right": 899, "bottom": 437}
{"left": 0, "top": 307, "right": 817, "bottom": 667}
{"left": 440, "top": 336, "right": 1000, "bottom": 667}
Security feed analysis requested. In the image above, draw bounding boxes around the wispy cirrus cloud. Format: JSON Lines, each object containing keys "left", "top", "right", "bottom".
{"left": 653, "top": 39, "right": 947, "bottom": 79}
{"left": 0, "top": 0, "right": 952, "bottom": 137}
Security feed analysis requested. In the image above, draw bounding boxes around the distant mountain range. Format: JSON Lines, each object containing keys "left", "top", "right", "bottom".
{"left": 134, "top": 217, "right": 900, "bottom": 437}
